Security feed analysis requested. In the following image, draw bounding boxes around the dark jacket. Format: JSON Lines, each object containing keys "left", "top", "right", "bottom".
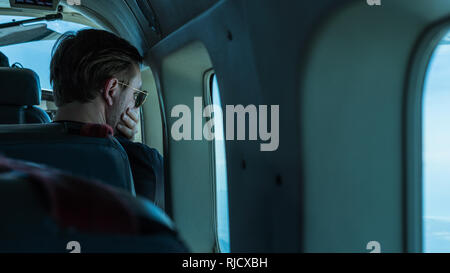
{"left": 116, "top": 136, "right": 164, "bottom": 205}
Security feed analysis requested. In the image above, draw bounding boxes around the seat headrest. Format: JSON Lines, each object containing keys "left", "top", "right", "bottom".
{"left": 0, "top": 68, "right": 41, "bottom": 106}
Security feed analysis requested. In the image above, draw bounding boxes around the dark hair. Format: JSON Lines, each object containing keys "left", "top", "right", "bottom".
{"left": 0, "top": 51, "right": 9, "bottom": 67}
{"left": 50, "top": 29, "right": 143, "bottom": 107}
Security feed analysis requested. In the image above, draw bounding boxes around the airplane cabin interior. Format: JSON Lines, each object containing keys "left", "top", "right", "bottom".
{"left": 0, "top": 0, "right": 449, "bottom": 256}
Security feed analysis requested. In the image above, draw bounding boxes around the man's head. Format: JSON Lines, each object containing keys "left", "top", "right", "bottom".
{"left": 50, "top": 29, "right": 143, "bottom": 129}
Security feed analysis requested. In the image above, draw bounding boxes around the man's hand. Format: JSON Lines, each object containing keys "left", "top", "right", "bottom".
{"left": 117, "top": 108, "right": 140, "bottom": 140}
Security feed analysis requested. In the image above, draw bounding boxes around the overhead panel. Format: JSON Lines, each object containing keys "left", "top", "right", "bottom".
{"left": 9, "top": 0, "right": 60, "bottom": 11}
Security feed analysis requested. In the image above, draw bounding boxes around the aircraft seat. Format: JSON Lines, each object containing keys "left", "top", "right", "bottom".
{"left": 0, "top": 68, "right": 51, "bottom": 124}
{"left": 0, "top": 156, "right": 188, "bottom": 253}
{"left": 0, "top": 122, "right": 136, "bottom": 194}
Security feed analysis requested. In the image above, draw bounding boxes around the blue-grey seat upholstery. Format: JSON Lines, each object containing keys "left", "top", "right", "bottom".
{"left": 0, "top": 123, "right": 135, "bottom": 194}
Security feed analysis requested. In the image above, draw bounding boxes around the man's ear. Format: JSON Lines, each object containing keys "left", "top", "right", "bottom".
{"left": 103, "top": 78, "right": 119, "bottom": 107}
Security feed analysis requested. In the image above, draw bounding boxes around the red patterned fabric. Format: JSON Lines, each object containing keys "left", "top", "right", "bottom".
{"left": 0, "top": 156, "right": 139, "bottom": 235}
{"left": 79, "top": 123, "right": 114, "bottom": 138}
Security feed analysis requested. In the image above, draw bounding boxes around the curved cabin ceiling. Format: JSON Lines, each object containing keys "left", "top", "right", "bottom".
{"left": 65, "top": 0, "right": 219, "bottom": 57}
{"left": 148, "top": 0, "right": 220, "bottom": 37}
{"left": 0, "top": 0, "right": 221, "bottom": 57}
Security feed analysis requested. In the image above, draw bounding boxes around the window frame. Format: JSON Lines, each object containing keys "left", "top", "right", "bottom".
{"left": 203, "top": 69, "right": 231, "bottom": 253}
{"left": 405, "top": 20, "right": 450, "bottom": 253}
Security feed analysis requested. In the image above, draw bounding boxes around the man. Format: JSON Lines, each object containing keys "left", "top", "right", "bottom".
{"left": 50, "top": 29, "right": 163, "bottom": 205}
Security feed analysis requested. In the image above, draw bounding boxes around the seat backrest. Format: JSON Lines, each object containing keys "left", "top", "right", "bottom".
{"left": 0, "top": 123, "right": 135, "bottom": 194}
{"left": 0, "top": 68, "right": 51, "bottom": 124}
{"left": 0, "top": 156, "right": 188, "bottom": 253}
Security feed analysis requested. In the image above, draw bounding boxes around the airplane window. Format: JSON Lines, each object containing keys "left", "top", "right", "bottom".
{"left": 211, "top": 74, "right": 231, "bottom": 253}
{"left": 423, "top": 30, "right": 450, "bottom": 253}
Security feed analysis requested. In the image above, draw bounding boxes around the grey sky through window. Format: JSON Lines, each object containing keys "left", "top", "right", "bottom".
{"left": 423, "top": 31, "right": 450, "bottom": 253}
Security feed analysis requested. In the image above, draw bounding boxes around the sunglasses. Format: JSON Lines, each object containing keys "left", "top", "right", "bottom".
{"left": 118, "top": 82, "right": 149, "bottom": 108}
